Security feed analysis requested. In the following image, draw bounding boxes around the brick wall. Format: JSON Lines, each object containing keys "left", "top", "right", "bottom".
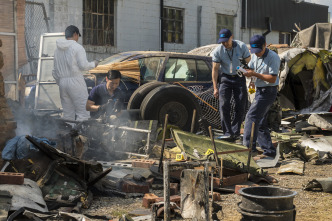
{"left": 0, "top": 39, "right": 16, "bottom": 151}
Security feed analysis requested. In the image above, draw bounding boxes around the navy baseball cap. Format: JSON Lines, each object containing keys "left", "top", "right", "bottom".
{"left": 65, "top": 25, "right": 81, "bottom": 38}
{"left": 217, "top": 29, "right": 232, "bottom": 43}
{"left": 250, "top": 35, "right": 266, "bottom": 54}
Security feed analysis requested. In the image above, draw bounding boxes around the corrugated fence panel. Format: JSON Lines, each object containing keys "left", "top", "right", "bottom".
{"left": 242, "top": 0, "right": 328, "bottom": 32}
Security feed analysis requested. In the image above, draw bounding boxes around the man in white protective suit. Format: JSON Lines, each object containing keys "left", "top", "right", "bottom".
{"left": 53, "top": 25, "right": 98, "bottom": 121}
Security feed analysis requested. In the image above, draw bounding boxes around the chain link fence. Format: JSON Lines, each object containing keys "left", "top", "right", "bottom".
{"left": 25, "top": 1, "right": 49, "bottom": 75}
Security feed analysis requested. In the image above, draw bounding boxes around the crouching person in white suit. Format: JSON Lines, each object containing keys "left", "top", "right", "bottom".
{"left": 53, "top": 25, "right": 98, "bottom": 121}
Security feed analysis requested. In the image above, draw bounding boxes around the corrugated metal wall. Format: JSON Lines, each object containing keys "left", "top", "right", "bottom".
{"left": 242, "top": 0, "right": 328, "bottom": 32}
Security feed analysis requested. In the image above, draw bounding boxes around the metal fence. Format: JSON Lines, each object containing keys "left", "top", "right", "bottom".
{"left": 25, "top": 1, "right": 50, "bottom": 75}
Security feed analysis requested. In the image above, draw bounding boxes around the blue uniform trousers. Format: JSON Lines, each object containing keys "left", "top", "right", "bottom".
{"left": 243, "top": 86, "right": 277, "bottom": 157}
{"left": 219, "top": 74, "right": 247, "bottom": 137}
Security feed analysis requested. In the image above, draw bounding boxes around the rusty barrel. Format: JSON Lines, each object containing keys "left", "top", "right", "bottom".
{"left": 238, "top": 186, "right": 297, "bottom": 221}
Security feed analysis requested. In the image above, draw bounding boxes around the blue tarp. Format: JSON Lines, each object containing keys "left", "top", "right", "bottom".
{"left": 2, "top": 135, "right": 56, "bottom": 160}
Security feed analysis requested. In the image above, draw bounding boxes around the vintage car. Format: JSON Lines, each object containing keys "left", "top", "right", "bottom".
{"left": 89, "top": 51, "right": 219, "bottom": 131}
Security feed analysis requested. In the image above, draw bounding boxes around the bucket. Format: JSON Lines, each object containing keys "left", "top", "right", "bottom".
{"left": 238, "top": 186, "right": 297, "bottom": 221}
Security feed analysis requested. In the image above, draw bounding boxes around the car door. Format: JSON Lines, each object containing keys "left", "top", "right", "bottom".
{"left": 161, "top": 57, "right": 212, "bottom": 91}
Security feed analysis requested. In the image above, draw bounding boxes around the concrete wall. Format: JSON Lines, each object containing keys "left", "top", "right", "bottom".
{"left": 89, "top": 0, "right": 243, "bottom": 57}
{"left": 31, "top": 0, "right": 283, "bottom": 59}
{"left": 33, "top": 0, "right": 83, "bottom": 41}
{"left": 163, "top": 0, "right": 241, "bottom": 52}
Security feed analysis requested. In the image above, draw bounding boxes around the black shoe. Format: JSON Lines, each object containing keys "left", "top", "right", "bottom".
{"left": 216, "top": 135, "right": 235, "bottom": 142}
{"left": 234, "top": 135, "right": 243, "bottom": 141}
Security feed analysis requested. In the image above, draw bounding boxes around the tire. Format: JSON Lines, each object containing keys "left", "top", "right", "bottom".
{"left": 140, "top": 85, "right": 202, "bottom": 132}
{"left": 127, "top": 81, "right": 167, "bottom": 110}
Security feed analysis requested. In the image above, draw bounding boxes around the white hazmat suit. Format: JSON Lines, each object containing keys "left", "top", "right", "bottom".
{"left": 53, "top": 39, "right": 95, "bottom": 121}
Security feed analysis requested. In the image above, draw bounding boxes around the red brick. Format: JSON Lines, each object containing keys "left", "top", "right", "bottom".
{"left": 170, "top": 183, "right": 179, "bottom": 195}
{"left": 121, "top": 180, "right": 149, "bottom": 193}
{"left": 132, "top": 159, "right": 156, "bottom": 169}
{"left": 155, "top": 195, "right": 181, "bottom": 207}
{"left": 209, "top": 191, "right": 221, "bottom": 201}
{"left": 209, "top": 177, "right": 221, "bottom": 188}
{"left": 142, "top": 193, "right": 159, "bottom": 208}
{"left": 0, "top": 172, "right": 24, "bottom": 185}
{"left": 235, "top": 184, "right": 259, "bottom": 195}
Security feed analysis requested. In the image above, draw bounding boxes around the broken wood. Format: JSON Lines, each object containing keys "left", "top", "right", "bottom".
{"left": 158, "top": 114, "right": 169, "bottom": 172}
{"left": 247, "top": 122, "right": 255, "bottom": 174}
{"left": 204, "top": 162, "right": 211, "bottom": 221}
{"left": 208, "top": 126, "right": 222, "bottom": 179}
{"left": 87, "top": 166, "right": 112, "bottom": 187}
{"left": 190, "top": 109, "right": 196, "bottom": 133}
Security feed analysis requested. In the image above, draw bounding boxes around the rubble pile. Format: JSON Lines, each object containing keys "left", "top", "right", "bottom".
{"left": 1, "top": 36, "right": 332, "bottom": 220}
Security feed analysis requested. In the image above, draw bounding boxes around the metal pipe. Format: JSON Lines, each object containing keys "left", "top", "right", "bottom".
{"left": 197, "top": 6, "right": 202, "bottom": 47}
{"left": 262, "top": 17, "right": 272, "bottom": 37}
{"left": 14, "top": 0, "right": 18, "bottom": 101}
{"left": 0, "top": 32, "right": 16, "bottom": 36}
{"left": 114, "top": 151, "right": 149, "bottom": 158}
{"left": 245, "top": 0, "right": 248, "bottom": 29}
{"left": 160, "top": 0, "right": 164, "bottom": 51}
{"left": 107, "top": 125, "right": 151, "bottom": 133}
{"left": 163, "top": 160, "right": 170, "bottom": 221}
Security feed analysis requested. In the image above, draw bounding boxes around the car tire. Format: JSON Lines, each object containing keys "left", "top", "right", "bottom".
{"left": 140, "top": 85, "right": 201, "bottom": 132}
{"left": 127, "top": 81, "right": 167, "bottom": 110}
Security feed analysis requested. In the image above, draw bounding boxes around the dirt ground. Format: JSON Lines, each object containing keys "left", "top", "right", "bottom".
{"left": 83, "top": 162, "right": 332, "bottom": 221}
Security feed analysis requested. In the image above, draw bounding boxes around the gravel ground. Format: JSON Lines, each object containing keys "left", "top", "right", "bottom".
{"left": 83, "top": 161, "right": 332, "bottom": 221}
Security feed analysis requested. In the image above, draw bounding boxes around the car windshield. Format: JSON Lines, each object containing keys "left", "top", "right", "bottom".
{"left": 98, "top": 52, "right": 137, "bottom": 65}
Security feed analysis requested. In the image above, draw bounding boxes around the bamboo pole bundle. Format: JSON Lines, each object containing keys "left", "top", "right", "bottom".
{"left": 89, "top": 60, "right": 141, "bottom": 83}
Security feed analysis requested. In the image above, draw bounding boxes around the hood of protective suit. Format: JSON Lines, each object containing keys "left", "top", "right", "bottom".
{"left": 56, "top": 39, "right": 76, "bottom": 51}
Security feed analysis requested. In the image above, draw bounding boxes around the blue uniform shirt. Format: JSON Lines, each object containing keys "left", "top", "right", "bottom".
{"left": 212, "top": 40, "right": 250, "bottom": 76}
{"left": 248, "top": 49, "right": 280, "bottom": 87}
{"left": 88, "top": 83, "right": 123, "bottom": 118}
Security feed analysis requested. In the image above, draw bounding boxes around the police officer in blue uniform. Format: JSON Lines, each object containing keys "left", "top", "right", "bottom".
{"left": 212, "top": 29, "right": 251, "bottom": 141}
{"left": 243, "top": 35, "right": 280, "bottom": 159}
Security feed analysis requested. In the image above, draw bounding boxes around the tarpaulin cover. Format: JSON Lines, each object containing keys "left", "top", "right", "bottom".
{"left": 293, "top": 23, "right": 332, "bottom": 50}
{"left": 2, "top": 135, "right": 56, "bottom": 160}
